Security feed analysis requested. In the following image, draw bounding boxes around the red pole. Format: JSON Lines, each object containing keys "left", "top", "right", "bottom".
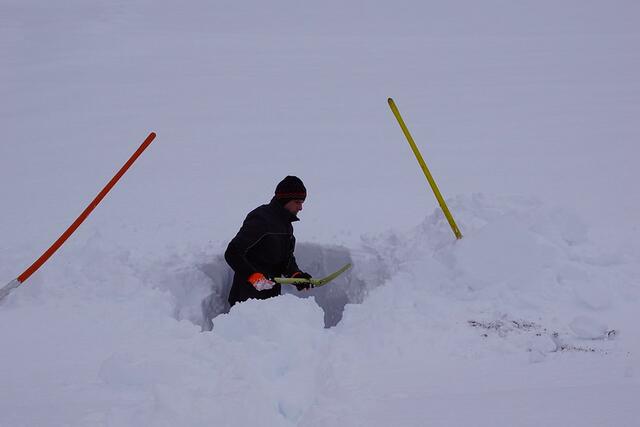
{"left": 14, "top": 132, "right": 157, "bottom": 285}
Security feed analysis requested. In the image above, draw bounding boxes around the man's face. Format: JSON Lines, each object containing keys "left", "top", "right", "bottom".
{"left": 284, "top": 199, "right": 304, "bottom": 215}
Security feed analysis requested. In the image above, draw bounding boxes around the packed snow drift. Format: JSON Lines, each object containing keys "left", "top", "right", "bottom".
{"left": 2, "top": 194, "right": 639, "bottom": 425}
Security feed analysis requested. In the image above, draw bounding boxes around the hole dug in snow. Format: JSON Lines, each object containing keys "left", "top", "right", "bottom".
{"left": 198, "top": 243, "right": 367, "bottom": 330}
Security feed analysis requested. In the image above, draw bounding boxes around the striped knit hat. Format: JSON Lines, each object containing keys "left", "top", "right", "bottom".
{"left": 274, "top": 176, "right": 307, "bottom": 204}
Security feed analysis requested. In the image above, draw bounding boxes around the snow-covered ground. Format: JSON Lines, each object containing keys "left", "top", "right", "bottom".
{"left": 2, "top": 1, "right": 640, "bottom": 426}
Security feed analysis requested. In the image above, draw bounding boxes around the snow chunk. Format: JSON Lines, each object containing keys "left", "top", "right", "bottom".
{"left": 569, "top": 316, "right": 609, "bottom": 340}
{"left": 214, "top": 294, "right": 325, "bottom": 341}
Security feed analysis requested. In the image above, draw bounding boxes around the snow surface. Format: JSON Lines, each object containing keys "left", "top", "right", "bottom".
{"left": 2, "top": 1, "right": 640, "bottom": 426}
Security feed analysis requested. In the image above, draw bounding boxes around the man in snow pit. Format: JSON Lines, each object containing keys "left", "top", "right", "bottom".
{"left": 225, "top": 175, "right": 313, "bottom": 307}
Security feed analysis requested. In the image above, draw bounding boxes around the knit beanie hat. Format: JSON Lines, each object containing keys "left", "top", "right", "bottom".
{"left": 274, "top": 176, "right": 307, "bottom": 205}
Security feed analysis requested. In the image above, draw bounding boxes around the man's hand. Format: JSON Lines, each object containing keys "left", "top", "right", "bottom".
{"left": 292, "top": 271, "right": 313, "bottom": 291}
{"left": 248, "top": 273, "right": 276, "bottom": 291}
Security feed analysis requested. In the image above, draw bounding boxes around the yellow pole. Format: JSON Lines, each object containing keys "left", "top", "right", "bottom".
{"left": 387, "top": 98, "right": 463, "bottom": 240}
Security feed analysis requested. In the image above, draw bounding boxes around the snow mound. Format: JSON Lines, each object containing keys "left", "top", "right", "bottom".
{"left": 569, "top": 315, "right": 610, "bottom": 340}
{"left": 1, "top": 194, "right": 638, "bottom": 426}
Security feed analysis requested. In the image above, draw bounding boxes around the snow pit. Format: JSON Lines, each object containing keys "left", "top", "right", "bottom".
{"left": 198, "top": 243, "right": 368, "bottom": 330}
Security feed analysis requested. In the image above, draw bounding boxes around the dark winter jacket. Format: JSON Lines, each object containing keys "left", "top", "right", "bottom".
{"left": 225, "top": 198, "right": 301, "bottom": 306}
